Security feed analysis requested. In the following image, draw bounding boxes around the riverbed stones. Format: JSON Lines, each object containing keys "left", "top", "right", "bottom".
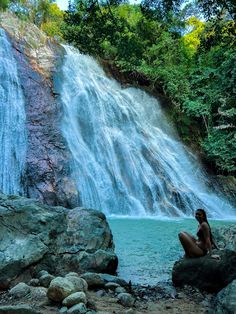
{"left": 37, "top": 270, "right": 49, "bottom": 278}
{"left": 115, "top": 287, "right": 126, "bottom": 294}
{"left": 105, "top": 282, "right": 121, "bottom": 291}
{"left": 80, "top": 272, "right": 105, "bottom": 288}
{"left": 172, "top": 250, "right": 236, "bottom": 292}
{"left": 96, "top": 290, "right": 106, "bottom": 297}
{"left": 29, "top": 279, "right": 40, "bottom": 286}
{"left": 117, "top": 293, "right": 135, "bottom": 307}
{"left": 66, "top": 272, "right": 80, "bottom": 278}
{"left": 215, "top": 280, "right": 236, "bottom": 313}
{"left": 29, "top": 287, "right": 47, "bottom": 301}
{"left": 212, "top": 225, "right": 236, "bottom": 251}
{"left": 60, "top": 307, "right": 68, "bottom": 314}
{"left": 47, "top": 277, "right": 78, "bottom": 302}
{"left": 39, "top": 274, "right": 55, "bottom": 287}
{"left": 9, "top": 283, "right": 31, "bottom": 298}
{"left": 67, "top": 303, "right": 87, "bottom": 314}
{"left": 66, "top": 276, "right": 88, "bottom": 292}
{"left": 62, "top": 292, "right": 87, "bottom": 307}
{"left": 100, "top": 274, "right": 128, "bottom": 287}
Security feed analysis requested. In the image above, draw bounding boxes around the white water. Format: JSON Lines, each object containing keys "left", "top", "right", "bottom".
{"left": 0, "top": 29, "right": 27, "bottom": 195}
{"left": 60, "top": 46, "right": 235, "bottom": 218}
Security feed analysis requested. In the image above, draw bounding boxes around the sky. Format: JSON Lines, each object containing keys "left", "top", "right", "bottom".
{"left": 56, "top": 0, "right": 140, "bottom": 11}
{"left": 56, "top": 0, "right": 69, "bottom": 10}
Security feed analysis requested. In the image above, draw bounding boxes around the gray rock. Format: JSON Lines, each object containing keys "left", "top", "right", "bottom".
{"left": 67, "top": 303, "right": 87, "bottom": 314}
{"left": 39, "top": 274, "right": 54, "bottom": 287}
{"left": 66, "top": 272, "right": 79, "bottom": 278}
{"left": 125, "top": 309, "right": 135, "bottom": 314}
{"left": 212, "top": 225, "right": 236, "bottom": 251}
{"left": 100, "top": 274, "right": 128, "bottom": 287}
{"left": 215, "top": 280, "right": 236, "bottom": 313}
{"left": 30, "top": 287, "right": 48, "bottom": 301}
{"left": 172, "top": 250, "right": 236, "bottom": 292}
{"left": 96, "top": 289, "right": 106, "bottom": 297}
{"left": 47, "top": 277, "right": 76, "bottom": 302}
{"left": 80, "top": 272, "right": 105, "bottom": 288}
{"left": 0, "top": 194, "right": 117, "bottom": 283}
{"left": 37, "top": 270, "right": 49, "bottom": 278}
{"left": 117, "top": 293, "right": 135, "bottom": 307}
{"left": 0, "top": 305, "right": 40, "bottom": 313}
{"left": 66, "top": 276, "right": 88, "bottom": 292}
{"left": 62, "top": 292, "right": 87, "bottom": 307}
{"left": 115, "top": 287, "right": 126, "bottom": 294}
{"left": 60, "top": 307, "right": 68, "bottom": 314}
{"left": 29, "top": 278, "right": 39, "bottom": 286}
{"left": 9, "top": 282, "right": 31, "bottom": 298}
{"left": 105, "top": 282, "right": 120, "bottom": 291}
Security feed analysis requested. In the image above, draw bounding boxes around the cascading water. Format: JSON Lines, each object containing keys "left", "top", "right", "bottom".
{"left": 0, "top": 29, "right": 27, "bottom": 195}
{"left": 60, "top": 46, "right": 234, "bottom": 218}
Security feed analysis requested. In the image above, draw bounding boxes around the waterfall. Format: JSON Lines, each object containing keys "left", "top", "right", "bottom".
{"left": 0, "top": 29, "right": 27, "bottom": 195}
{"left": 60, "top": 46, "right": 235, "bottom": 218}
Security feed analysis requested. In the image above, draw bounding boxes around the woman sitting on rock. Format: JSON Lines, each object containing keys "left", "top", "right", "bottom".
{"left": 178, "top": 208, "right": 219, "bottom": 258}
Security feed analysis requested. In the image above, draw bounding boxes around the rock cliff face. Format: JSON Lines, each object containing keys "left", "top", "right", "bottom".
{"left": 0, "top": 13, "right": 79, "bottom": 207}
{"left": 0, "top": 194, "right": 118, "bottom": 285}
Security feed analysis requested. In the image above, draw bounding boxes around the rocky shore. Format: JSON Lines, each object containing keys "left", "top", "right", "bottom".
{"left": 0, "top": 194, "right": 235, "bottom": 313}
{"left": 0, "top": 269, "right": 217, "bottom": 314}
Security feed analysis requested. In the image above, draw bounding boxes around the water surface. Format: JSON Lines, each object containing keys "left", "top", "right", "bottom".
{"left": 109, "top": 218, "right": 235, "bottom": 285}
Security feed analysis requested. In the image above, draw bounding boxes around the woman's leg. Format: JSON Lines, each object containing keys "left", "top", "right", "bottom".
{"left": 178, "top": 232, "right": 205, "bottom": 258}
{"left": 182, "top": 232, "right": 197, "bottom": 242}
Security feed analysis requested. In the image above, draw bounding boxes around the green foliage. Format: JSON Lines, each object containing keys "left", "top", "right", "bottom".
{"left": 202, "top": 129, "right": 236, "bottom": 172}
{"left": 41, "top": 3, "right": 64, "bottom": 38}
{"left": 0, "top": 0, "right": 9, "bottom": 10}
{"left": 197, "top": 0, "right": 236, "bottom": 20}
{"left": 61, "top": 1, "right": 235, "bottom": 174}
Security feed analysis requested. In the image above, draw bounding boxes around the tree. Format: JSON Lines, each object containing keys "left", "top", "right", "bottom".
{"left": 197, "top": 0, "right": 236, "bottom": 20}
{"left": 0, "top": 0, "right": 9, "bottom": 10}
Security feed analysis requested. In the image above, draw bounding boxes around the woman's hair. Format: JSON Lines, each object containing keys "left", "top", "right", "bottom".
{"left": 196, "top": 208, "right": 208, "bottom": 222}
{"left": 196, "top": 208, "right": 218, "bottom": 249}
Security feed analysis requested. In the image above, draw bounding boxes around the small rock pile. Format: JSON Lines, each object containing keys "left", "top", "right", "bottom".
{"left": 2, "top": 270, "right": 135, "bottom": 314}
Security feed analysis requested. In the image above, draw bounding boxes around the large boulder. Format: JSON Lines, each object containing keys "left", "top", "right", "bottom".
{"left": 172, "top": 250, "right": 236, "bottom": 293}
{"left": 0, "top": 194, "right": 118, "bottom": 284}
{"left": 212, "top": 225, "right": 236, "bottom": 251}
{"left": 215, "top": 280, "right": 236, "bottom": 313}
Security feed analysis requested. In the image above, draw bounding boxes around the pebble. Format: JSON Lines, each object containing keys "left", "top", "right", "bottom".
{"left": 96, "top": 289, "right": 106, "bottom": 297}
{"left": 117, "top": 293, "right": 135, "bottom": 307}
{"left": 37, "top": 270, "right": 49, "bottom": 278}
{"left": 105, "top": 282, "right": 121, "bottom": 291}
{"left": 63, "top": 291, "right": 87, "bottom": 307}
{"left": 115, "top": 287, "right": 126, "bottom": 294}
{"left": 67, "top": 303, "right": 87, "bottom": 314}
{"left": 39, "top": 274, "right": 55, "bottom": 288}
{"left": 60, "top": 306, "right": 68, "bottom": 313}
{"left": 9, "top": 282, "right": 31, "bottom": 298}
{"left": 29, "top": 278, "right": 39, "bottom": 287}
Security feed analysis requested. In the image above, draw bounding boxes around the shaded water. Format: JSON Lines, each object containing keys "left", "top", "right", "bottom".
{"left": 0, "top": 29, "right": 27, "bottom": 195}
{"left": 60, "top": 46, "right": 235, "bottom": 218}
{"left": 109, "top": 218, "right": 235, "bottom": 285}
